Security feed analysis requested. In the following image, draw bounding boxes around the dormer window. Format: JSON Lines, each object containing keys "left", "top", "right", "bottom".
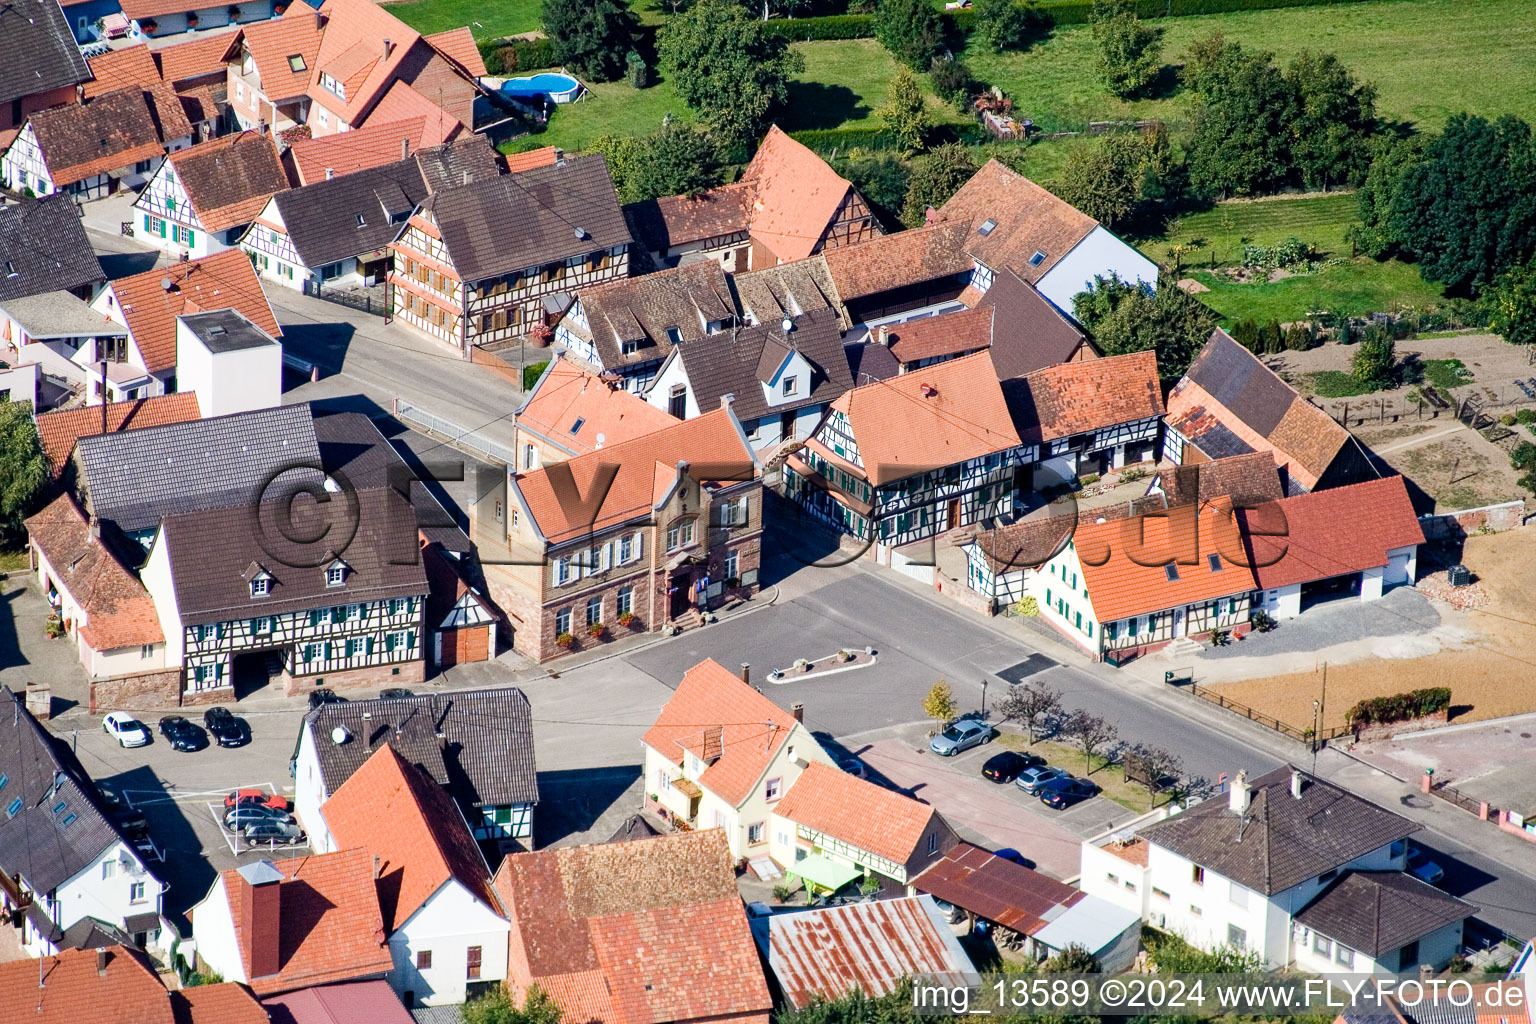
{"left": 249, "top": 575, "right": 270, "bottom": 597}
{"left": 325, "top": 561, "right": 348, "bottom": 587}
{"left": 621, "top": 339, "right": 642, "bottom": 355}
{"left": 1029, "top": 250, "right": 1047, "bottom": 266}
{"left": 355, "top": 213, "right": 365, "bottom": 227}
{"left": 666, "top": 326, "right": 683, "bottom": 345}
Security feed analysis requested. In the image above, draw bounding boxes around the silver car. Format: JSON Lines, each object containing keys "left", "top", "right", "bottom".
{"left": 1016, "top": 765, "right": 1071, "bottom": 792}
{"left": 929, "top": 720, "right": 992, "bottom": 756}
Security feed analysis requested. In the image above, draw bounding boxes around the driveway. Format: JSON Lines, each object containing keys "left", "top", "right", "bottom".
{"left": 0, "top": 577, "right": 90, "bottom": 713}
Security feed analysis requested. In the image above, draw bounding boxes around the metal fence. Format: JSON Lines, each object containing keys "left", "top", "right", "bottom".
{"left": 395, "top": 400, "right": 518, "bottom": 467}
{"left": 1165, "top": 677, "right": 1353, "bottom": 746}
{"left": 302, "top": 279, "right": 386, "bottom": 318}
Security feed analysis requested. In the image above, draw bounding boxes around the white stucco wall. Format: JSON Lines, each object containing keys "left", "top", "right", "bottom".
{"left": 1259, "top": 583, "right": 1303, "bottom": 621}
{"left": 643, "top": 356, "right": 701, "bottom": 420}
{"left": 175, "top": 318, "right": 282, "bottom": 418}
{"left": 389, "top": 880, "right": 509, "bottom": 1006}
{"left": 139, "top": 529, "right": 186, "bottom": 665}
{"left": 292, "top": 726, "right": 334, "bottom": 850}
{"left": 190, "top": 875, "right": 247, "bottom": 983}
{"left": 1037, "top": 226, "right": 1159, "bottom": 319}
{"left": 53, "top": 839, "right": 161, "bottom": 934}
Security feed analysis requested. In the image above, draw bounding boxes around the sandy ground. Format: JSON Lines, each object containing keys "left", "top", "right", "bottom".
{"left": 1207, "top": 527, "right": 1536, "bottom": 730}
{"left": 1351, "top": 713, "right": 1536, "bottom": 809}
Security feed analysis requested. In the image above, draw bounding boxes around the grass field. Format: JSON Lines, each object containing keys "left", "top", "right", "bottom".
{"left": 504, "top": 76, "right": 690, "bottom": 154}
{"left": 384, "top": 0, "right": 540, "bottom": 39}
{"left": 965, "top": 0, "right": 1536, "bottom": 133}
{"left": 1184, "top": 260, "right": 1447, "bottom": 324}
{"left": 1138, "top": 193, "right": 1359, "bottom": 265}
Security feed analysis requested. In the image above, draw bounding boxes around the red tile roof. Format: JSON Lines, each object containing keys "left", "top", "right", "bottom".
{"left": 237, "top": 8, "right": 324, "bottom": 101}
{"left": 641, "top": 658, "right": 798, "bottom": 808}
{"left": 170, "top": 982, "right": 269, "bottom": 1024}
{"left": 1241, "top": 475, "right": 1424, "bottom": 590}
{"left": 259, "top": 979, "right": 416, "bottom": 1024}
{"left": 502, "top": 144, "right": 560, "bottom": 174}
{"left": 516, "top": 357, "right": 678, "bottom": 459}
{"left": 812, "top": 351, "right": 1020, "bottom": 487}
{"left": 308, "top": 0, "right": 441, "bottom": 125}
{"left": 84, "top": 45, "right": 162, "bottom": 98}
{"left": 322, "top": 744, "right": 500, "bottom": 933}
{"left": 935, "top": 159, "right": 1098, "bottom": 282}
{"left": 821, "top": 222, "right": 970, "bottom": 302}
{"left": 492, "top": 829, "right": 771, "bottom": 1024}
{"left": 1015, "top": 349, "right": 1163, "bottom": 442}
{"left": 773, "top": 762, "right": 946, "bottom": 866}
{"left": 626, "top": 182, "right": 755, "bottom": 252}
{"left": 738, "top": 126, "right": 856, "bottom": 263}
{"left": 288, "top": 115, "right": 428, "bottom": 184}
{"left": 25, "top": 493, "right": 165, "bottom": 649}
{"left": 110, "top": 249, "right": 280, "bottom": 372}
{"left": 35, "top": 392, "right": 202, "bottom": 478}
{"left": 514, "top": 408, "right": 756, "bottom": 545}
{"left": 1072, "top": 497, "right": 1256, "bottom": 624}
{"left": 0, "top": 946, "right": 173, "bottom": 1024}
{"left": 154, "top": 33, "right": 235, "bottom": 87}
{"left": 165, "top": 130, "right": 287, "bottom": 232}
{"left": 424, "top": 26, "right": 487, "bottom": 77}
{"left": 880, "top": 306, "right": 993, "bottom": 364}
{"left": 359, "top": 79, "right": 462, "bottom": 145}
{"left": 208, "top": 849, "right": 393, "bottom": 996}
{"left": 1152, "top": 451, "right": 1284, "bottom": 510}
{"left": 29, "top": 88, "right": 165, "bottom": 186}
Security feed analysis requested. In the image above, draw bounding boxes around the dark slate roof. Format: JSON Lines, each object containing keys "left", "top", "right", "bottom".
{"left": 0, "top": 0, "right": 90, "bottom": 105}
{"left": 0, "top": 688, "right": 135, "bottom": 895}
{"left": 670, "top": 308, "right": 852, "bottom": 423}
{"left": 605, "top": 813, "right": 661, "bottom": 844}
{"left": 312, "top": 411, "right": 468, "bottom": 552}
{"left": 972, "top": 268, "right": 1087, "bottom": 379}
{"left": 178, "top": 309, "right": 278, "bottom": 353}
{"left": 845, "top": 341, "right": 900, "bottom": 384}
{"left": 0, "top": 196, "right": 105, "bottom": 303}
{"left": 1186, "top": 329, "right": 1296, "bottom": 436}
{"left": 304, "top": 688, "right": 538, "bottom": 810}
{"left": 271, "top": 157, "right": 430, "bottom": 268}
{"left": 414, "top": 135, "right": 500, "bottom": 194}
{"left": 159, "top": 485, "right": 428, "bottom": 624}
{"left": 422, "top": 153, "right": 629, "bottom": 282}
{"left": 1293, "top": 871, "right": 1475, "bottom": 956}
{"left": 1136, "top": 766, "right": 1418, "bottom": 896}
{"left": 75, "top": 403, "right": 323, "bottom": 535}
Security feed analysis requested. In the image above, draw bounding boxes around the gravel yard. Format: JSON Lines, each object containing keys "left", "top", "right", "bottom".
{"left": 1199, "top": 587, "right": 1439, "bottom": 661}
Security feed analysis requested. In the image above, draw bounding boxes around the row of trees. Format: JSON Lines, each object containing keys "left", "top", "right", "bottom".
{"left": 0, "top": 398, "right": 45, "bottom": 546}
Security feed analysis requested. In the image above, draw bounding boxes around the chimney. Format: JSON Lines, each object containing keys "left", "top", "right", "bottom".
{"left": 314, "top": 9, "right": 325, "bottom": 31}
{"left": 1228, "top": 770, "right": 1250, "bottom": 815}
{"left": 76, "top": 84, "right": 85, "bottom": 104}
{"left": 95, "top": 948, "right": 108, "bottom": 976}
{"left": 1290, "top": 769, "right": 1305, "bottom": 800}
{"left": 877, "top": 324, "right": 891, "bottom": 347}
{"left": 373, "top": 854, "right": 382, "bottom": 878}
{"left": 791, "top": 702, "right": 804, "bottom": 723}
{"left": 325, "top": 167, "right": 334, "bottom": 180}
{"left": 89, "top": 518, "right": 101, "bottom": 542}
{"left": 720, "top": 394, "right": 734, "bottom": 411}
{"left": 554, "top": 148, "right": 565, "bottom": 167}
{"left": 382, "top": 37, "right": 392, "bottom": 60}
{"left": 918, "top": 382, "right": 937, "bottom": 398}
{"left": 236, "top": 861, "right": 284, "bottom": 979}
{"left": 739, "top": 663, "right": 750, "bottom": 685}
{"left": 401, "top": 137, "right": 410, "bottom": 160}
{"left": 700, "top": 725, "right": 723, "bottom": 763}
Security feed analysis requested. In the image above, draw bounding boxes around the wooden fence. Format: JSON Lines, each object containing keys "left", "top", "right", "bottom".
{"left": 1164, "top": 677, "right": 1352, "bottom": 746}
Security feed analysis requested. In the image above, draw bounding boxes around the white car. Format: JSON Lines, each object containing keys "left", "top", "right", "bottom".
{"left": 103, "top": 712, "right": 150, "bottom": 748}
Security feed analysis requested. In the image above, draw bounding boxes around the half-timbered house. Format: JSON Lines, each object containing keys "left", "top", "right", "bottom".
{"left": 821, "top": 222, "right": 973, "bottom": 332}
{"left": 241, "top": 156, "right": 428, "bottom": 291}
{"left": 1, "top": 89, "right": 165, "bottom": 201}
{"left": 783, "top": 353, "right": 1026, "bottom": 565}
{"left": 389, "top": 153, "right": 631, "bottom": 354}
{"left": 133, "top": 130, "right": 287, "bottom": 259}
{"left": 472, "top": 407, "right": 762, "bottom": 663}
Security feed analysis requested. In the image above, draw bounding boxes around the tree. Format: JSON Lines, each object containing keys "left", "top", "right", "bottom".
{"left": 844, "top": 152, "right": 911, "bottom": 228}
{"left": 1490, "top": 255, "right": 1536, "bottom": 346}
{"left": 1347, "top": 133, "right": 1431, "bottom": 259}
{"left": 928, "top": 54, "right": 975, "bottom": 112}
{"left": 1123, "top": 742, "right": 1182, "bottom": 808}
{"left": 1284, "top": 322, "right": 1314, "bottom": 351}
{"left": 1091, "top": 0, "right": 1162, "bottom": 99}
{"left": 900, "top": 143, "right": 976, "bottom": 228}
{"left": 1387, "top": 113, "right": 1536, "bottom": 290}
{"left": 1229, "top": 316, "right": 1259, "bottom": 351}
{"left": 462, "top": 985, "right": 564, "bottom": 1024}
{"left": 1065, "top": 710, "right": 1117, "bottom": 774}
{"left": 620, "top": 122, "right": 722, "bottom": 202}
{"left": 1282, "top": 50, "right": 1378, "bottom": 192}
{"left": 874, "top": 0, "right": 942, "bottom": 70}
{"left": 0, "top": 397, "right": 45, "bottom": 545}
{"left": 1257, "top": 318, "right": 1282, "bottom": 355}
{"left": 779, "top": 982, "right": 919, "bottom": 1024}
{"left": 590, "top": 133, "right": 641, "bottom": 200}
{"left": 1511, "top": 440, "right": 1536, "bottom": 494}
{"left": 972, "top": 0, "right": 1045, "bottom": 53}
{"left": 1351, "top": 325, "right": 1397, "bottom": 387}
{"left": 1182, "top": 36, "right": 1295, "bottom": 197}
{"left": 992, "top": 678, "right": 1062, "bottom": 743}
{"left": 877, "top": 67, "right": 930, "bottom": 154}
{"left": 541, "top": 0, "right": 639, "bottom": 82}
{"left": 1055, "top": 132, "right": 1147, "bottom": 229}
{"left": 659, "top": 0, "right": 804, "bottom": 148}
{"left": 1071, "top": 273, "right": 1218, "bottom": 380}
{"left": 922, "top": 679, "right": 957, "bottom": 726}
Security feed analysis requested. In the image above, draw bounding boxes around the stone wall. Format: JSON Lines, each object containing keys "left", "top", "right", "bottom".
{"left": 280, "top": 658, "right": 426, "bottom": 697}
{"left": 89, "top": 669, "right": 183, "bottom": 713}
{"left": 1352, "top": 708, "right": 1449, "bottom": 743}
{"left": 1419, "top": 501, "right": 1526, "bottom": 540}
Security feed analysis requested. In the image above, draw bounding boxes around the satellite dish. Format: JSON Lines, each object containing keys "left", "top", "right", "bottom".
{"left": 780, "top": 317, "right": 793, "bottom": 333}
{"left": 595, "top": 432, "right": 606, "bottom": 449}
{"left": 331, "top": 726, "right": 350, "bottom": 744}
{"left": 160, "top": 277, "right": 174, "bottom": 291}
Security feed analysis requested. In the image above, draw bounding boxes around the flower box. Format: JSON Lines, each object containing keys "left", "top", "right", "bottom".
{"left": 555, "top": 631, "right": 575, "bottom": 648}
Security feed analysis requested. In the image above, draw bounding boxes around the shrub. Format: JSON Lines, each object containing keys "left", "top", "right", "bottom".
{"left": 1284, "top": 322, "right": 1313, "bottom": 351}
{"left": 1518, "top": 409, "right": 1536, "bottom": 425}
{"left": 1013, "top": 596, "right": 1040, "bottom": 616}
{"left": 1501, "top": 413, "right": 1518, "bottom": 427}
{"left": 1230, "top": 317, "right": 1260, "bottom": 351}
{"left": 1346, "top": 687, "right": 1451, "bottom": 726}
{"left": 555, "top": 631, "right": 576, "bottom": 648}
{"left": 523, "top": 360, "right": 550, "bottom": 391}
{"left": 480, "top": 36, "right": 557, "bottom": 75}
{"left": 760, "top": 12, "right": 874, "bottom": 39}
{"left": 928, "top": 54, "right": 976, "bottom": 112}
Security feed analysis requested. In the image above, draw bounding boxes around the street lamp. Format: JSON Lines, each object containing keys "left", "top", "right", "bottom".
{"left": 981, "top": 678, "right": 989, "bottom": 717}
{"left": 1311, "top": 699, "right": 1321, "bottom": 772}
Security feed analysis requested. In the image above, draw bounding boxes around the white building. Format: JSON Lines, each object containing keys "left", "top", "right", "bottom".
{"left": 174, "top": 309, "right": 282, "bottom": 418}
{"left": 1079, "top": 766, "right": 1472, "bottom": 975}
{"left": 133, "top": 131, "right": 286, "bottom": 259}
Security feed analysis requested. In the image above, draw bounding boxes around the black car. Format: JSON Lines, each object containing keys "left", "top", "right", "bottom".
{"left": 224, "top": 805, "right": 294, "bottom": 832}
{"left": 202, "top": 707, "right": 251, "bottom": 748}
{"left": 242, "top": 822, "right": 307, "bottom": 847}
{"left": 98, "top": 791, "right": 149, "bottom": 840}
{"left": 1037, "top": 777, "right": 1100, "bottom": 809}
{"left": 308, "top": 687, "right": 345, "bottom": 710}
{"left": 980, "top": 750, "right": 1046, "bottom": 783}
{"left": 157, "top": 716, "right": 208, "bottom": 752}
{"left": 379, "top": 688, "right": 414, "bottom": 700}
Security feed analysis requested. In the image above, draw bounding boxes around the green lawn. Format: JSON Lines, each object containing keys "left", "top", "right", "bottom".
{"left": 965, "top": 0, "right": 1536, "bottom": 133}
{"left": 1185, "top": 259, "right": 1447, "bottom": 324}
{"left": 503, "top": 76, "right": 691, "bottom": 155}
{"left": 1138, "top": 193, "right": 1360, "bottom": 265}
{"left": 385, "top": 0, "right": 541, "bottom": 39}
{"left": 995, "top": 734, "right": 1170, "bottom": 812}
{"left": 0, "top": 550, "right": 27, "bottom": 573}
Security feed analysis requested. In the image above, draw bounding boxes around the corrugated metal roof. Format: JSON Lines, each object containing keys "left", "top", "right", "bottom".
{"left": 754, "top": 895, "right": 977, "bottom": 1009}
{"left": 912, "top": 842, "right": 1082, "bottom": 933}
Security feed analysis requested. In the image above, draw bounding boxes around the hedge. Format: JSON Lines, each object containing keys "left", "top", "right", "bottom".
{"left": 478, "top": 37, "right": 557, "bottom": 76}
{"left": 761, "top": 13, "right": 874, "bottom": 40}
{"left": 1346, "top": 687, "right": 1451, "bottom": 726}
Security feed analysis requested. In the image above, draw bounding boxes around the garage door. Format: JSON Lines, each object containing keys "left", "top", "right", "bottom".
{"left": 1385, "top": 552, "right": 1411, "bottom": 585}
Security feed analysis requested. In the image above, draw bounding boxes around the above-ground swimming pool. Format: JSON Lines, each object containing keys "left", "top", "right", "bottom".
{"left": 501, "top": 73, "right": 584, "bottom": 104}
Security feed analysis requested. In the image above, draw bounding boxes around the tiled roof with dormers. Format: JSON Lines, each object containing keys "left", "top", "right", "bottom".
{"left": 935, "top": 159, "right": 1098, "bottom": 282}
{"left": 30, "top": 88, "right": 164, "bottom": 187}
{"left": 516, "top": 356, "right": 678, "bottom": 459}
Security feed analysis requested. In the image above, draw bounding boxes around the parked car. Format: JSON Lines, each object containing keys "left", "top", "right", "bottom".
{"left": 379, "top": 688, "right": 413, "bottom": 700}
{"left": 1015, "top": 765, "right": 1071, "bottom": 793}
{"left": 981, "top": 750, "right": 1044, "bottom": 783}
{"left": 840, "top": 758, "right": 868, "bottom": 779}
{"left": 98, "top": 791, "right": 149, "bottom": 840}
{"left": 1407, "top": 846, "right": 1445, "bottom": 885}
{"left": 929, "top": 720, "right": 992, "bottom": 756}
{"left": 157, "top": 716, "right": 207, "bottom": 752}
{"left": 993, "top": 848, "right": 1030, "bottom": 866}
{"left": 224, "top": 789, "right": 290, "bottom": 812}
{"left": 102, "top": 712, "right": 151, "bottom": 748}
{"left": 242, "top": 821, "right": 307, "bottom": 847}
{"left": 224, "top": 805, "right": 293, "bottom": 833}
{"left": 1037, "top": 777, "right": 1100, "bottom": 809}
{"left": 307, "top": 688, "right": 345, "bottom": 710}
{"left": 202, "top": 707, "right": 250, "bottom": 748}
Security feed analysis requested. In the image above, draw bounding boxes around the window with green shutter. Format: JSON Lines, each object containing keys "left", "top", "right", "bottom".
{"left": 365, "top": 637, "right": 374, "bottom": 655}
{"left": 143, "top": 213, "right": 152, "bottom": 232}
{"left": 323, "top": 641, "right": 333, "bottom": 659}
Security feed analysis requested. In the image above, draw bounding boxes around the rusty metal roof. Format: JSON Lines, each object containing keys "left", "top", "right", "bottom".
{"left": 912, "top": 842, "right": 1083, "bottom": 933}
{"left": 752, "top": 895, "right": 977, "bottom": 1009}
